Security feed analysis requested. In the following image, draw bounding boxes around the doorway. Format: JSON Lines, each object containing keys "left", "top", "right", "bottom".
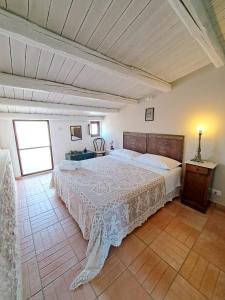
{"left": 13, "top": 120, "right": 53, "bottom": 176}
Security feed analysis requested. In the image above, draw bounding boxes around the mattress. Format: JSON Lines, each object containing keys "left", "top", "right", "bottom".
{"left": 111, "top": 155, "right": 181, "bottom": 194}
{"left": 51, "top": 155, "right": 181, "bottom": 290}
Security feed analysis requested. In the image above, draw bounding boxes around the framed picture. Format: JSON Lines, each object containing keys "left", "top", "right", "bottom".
{"left": 145, "top": 107, "right": 154, "bottom": 121}
{"left": 70, "top": 125, "right": 82, "bottom": 141}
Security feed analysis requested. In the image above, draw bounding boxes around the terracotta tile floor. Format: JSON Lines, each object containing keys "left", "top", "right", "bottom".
{"left": 17, "top": 173, "right": 225, "bottom": 300}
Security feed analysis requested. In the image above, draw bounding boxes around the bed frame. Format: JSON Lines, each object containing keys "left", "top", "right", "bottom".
{"left": 123, "top": 132, "right": 184, "bottom": 162}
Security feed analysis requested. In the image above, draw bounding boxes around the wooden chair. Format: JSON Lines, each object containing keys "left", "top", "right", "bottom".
{"left": 93, "top": 138, "right": 106, "bottom": 157}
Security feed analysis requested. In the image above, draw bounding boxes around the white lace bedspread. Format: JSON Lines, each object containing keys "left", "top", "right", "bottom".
{"left": 51, "top": 156, "right": 168, "bottom": 290}
{"left": 0, "top": 150, "right": 20, "bottom": 300}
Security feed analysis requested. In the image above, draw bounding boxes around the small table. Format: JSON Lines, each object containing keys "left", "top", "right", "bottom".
{"left": 65, "top": 150, "right": 95, "bottom": 161}
{"left": 182, "top": 160, "right": 217, "bottom": 213}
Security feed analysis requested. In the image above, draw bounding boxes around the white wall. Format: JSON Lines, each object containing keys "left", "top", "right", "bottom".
{"left": 102, "top": 65, "right": 225, "bottom": 205}
{"left": 0, "top": 119, "right": 99, "bottom": 177}
{"left": 50, "top": 120, "right": 96, "bottom": 166}
{"left": 0, "top": 119, "right": 21, "bottom": 176}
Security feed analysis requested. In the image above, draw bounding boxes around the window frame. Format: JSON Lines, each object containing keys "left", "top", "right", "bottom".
{"left": 89, "top": 121, "right": 100, "bottom": 137}
{"left": 13, "top": 119, "right": 54, "bottom": 176}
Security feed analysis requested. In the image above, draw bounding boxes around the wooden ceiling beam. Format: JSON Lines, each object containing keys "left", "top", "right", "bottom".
{"left": 0, "top": 97, "right": 119, "bottom": 114}
{"left": 0, "top": 112, "right": 104, "bottom": 121}
{"left": 0, "top": 73, "right": 137, "bottom": 105}
{"left": 0, "top": 8, "right": 171, "bottom": 92}
{"left": 168, "top": 0, "right": 225, "bottom": 67}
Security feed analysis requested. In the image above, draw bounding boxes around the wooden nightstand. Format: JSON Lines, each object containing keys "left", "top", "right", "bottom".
{"left": 182, "top": 160, "right": 217, "bottom": 213}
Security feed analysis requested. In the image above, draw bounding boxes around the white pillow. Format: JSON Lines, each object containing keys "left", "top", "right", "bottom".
{"left": 110, "top": 149, "right": 141, "bottom": 159}
{"left": 135, "top": 154, "right": 181, "bottom": 170}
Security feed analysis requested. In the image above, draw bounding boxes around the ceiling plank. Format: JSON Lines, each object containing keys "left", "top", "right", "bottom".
{"left": 168, "top": 0, "right": 225, "bottom": 67}
{"left": 0, "top": 8, "right": 171, "bottom": 92}
{"left": 0, "top": 73, "right": 137, "bottom": 104}
{"left": 0, "top": 112, "right": 104, "bottom": 120}
{"left": 0, "top": 97, "right": 119, "bottom": 114}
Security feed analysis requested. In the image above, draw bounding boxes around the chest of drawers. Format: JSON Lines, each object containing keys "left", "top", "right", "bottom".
{"left": 65, "top": 150, "right": 95, "bottom": 161}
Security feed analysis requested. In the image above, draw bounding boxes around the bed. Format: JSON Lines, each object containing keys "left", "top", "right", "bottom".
{"left": 51, "top": 132, "right": 184, "bottom": 290}
{"left": 0, "top": 150, "right": 21, "bottom": 300}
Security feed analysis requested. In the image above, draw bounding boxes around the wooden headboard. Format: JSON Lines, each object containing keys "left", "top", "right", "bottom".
{"left": 123, "top": 132, "right": 147, "bottom": 154}
{"left": 123, "top": 132, "right": 184, "bottom": 162}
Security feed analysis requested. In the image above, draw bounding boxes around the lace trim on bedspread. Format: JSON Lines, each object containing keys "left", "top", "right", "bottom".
{"left": 50, "top": 157, "right": 178, "bottom": 290}
{"left": 0, "top": 156, "right": 20, "bottom": 300}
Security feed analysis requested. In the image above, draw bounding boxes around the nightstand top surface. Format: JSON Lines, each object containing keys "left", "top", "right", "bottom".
{"left": 185, "top": 160, "right": 217, "bottom": 169}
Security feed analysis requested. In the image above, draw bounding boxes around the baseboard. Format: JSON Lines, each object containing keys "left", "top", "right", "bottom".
{"left": 211, "top": 198, "right": 225, "bottom": 207}
{"left": 210, "top": 200, "right": 225, "bottom": 214}
{"left": 214, "top": 202, "right": 225, "bottom": 212}
{"left": 15, "top": 176, "right": 22, "bottom": 180}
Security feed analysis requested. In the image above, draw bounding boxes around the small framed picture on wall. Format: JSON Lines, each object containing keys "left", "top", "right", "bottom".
{"left": 70, "top": 125, "right": 82, "bottom": 141}
{"left": 145, "top": 107, "right": 154, "bottom": 121}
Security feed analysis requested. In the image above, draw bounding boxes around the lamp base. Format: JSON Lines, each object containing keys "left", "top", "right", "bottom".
{"left": 191, "top": 153, "right": 204, "bottom": 163}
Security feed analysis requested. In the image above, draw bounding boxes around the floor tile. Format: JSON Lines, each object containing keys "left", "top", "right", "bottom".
{"left": 201, "top": 219, "right": 225, "bottom": 245}
{"left": 176, "top": 206, "right": 207, "bottom": 231}
{"left": 25, "top": 186, "right": 45, "bottom": 197}
{"left": 69, "top": 231, "right": 88, "bottom": 262}
{"left": 150, "top": 266, "right": 176, "bottom": 300}
{"left": 26, "top": 193, "right": 49, "bottom": 206}
{"left": 214, "top": 272, "right": 225, "bottom": 300}
{"left": 147, "top": 209, "right": 174, "bottom": 230}
{"left": 29, "top": 291, "right": 44, "bottom": 300}
{"left": 18, "top": 218, "right": 32, "bottom": 238}
{"left": 61, "top": 216, "right": 80, "bottom": 238}
{"left": 20, "top": 235, "right": 36, "bottom": 263}
{"left": 17, "top": 207, "right": 29, "bottom": 220}
{"left": 45, "top": 188, "right": 57, "bottom": 198}
{"left": 91, "top": 254, "right": 126, "bottom": 296}
{"left": 111, "top": 234, "right": 146, "bottom": 267}
{"left": 165, "top": 217, "right": 199, "bottom": 248}
{"left": 180, "top": 250, "right": 225, "bottom": 299}
{"left": 129, "top": 247, "right": 176, "bottom": 299}
{"left": 129, "top": 247, "right": 161, "bottom": 284}
{"left": 17, "top": 173, "right": 225, "bottom": 299}
{"left": 150, "top": 232, "right": 189, "bottom": 271}
{"left": 30, "top": 210, "right": 58, "bottom": 233}
{"left": 134, "top": 219, "right": 161, "bottom": 245}
{"left": 17, "top": 182, "right": 26, "bottom": 195}
{"left": 33, "top": 222, "right": 66, "bottom": 254}
{"left": 38, "top": 241, "right": 77, "bottom": 273}
{"left": 180, "top": 251, "right": 211, "bottom": 289}
{"left": 209, "top": 209, "right": 225, "bottom": 227}
{"left": 164, "top": 275, "right": 207, "bottom": 300}
{"left": 16, "top": 196, "right": 27, "bottom": 209}
{"left": 193, "top": 235, "right": 225, "bottom": 272}
{"left": 43, "top": 263, "right": 96, "bottom": 300}
{"left": 99, "top": 270, "right": 152, "bottom": 300}
{"left": 55, "top": 205, "right": 71, "bottom": 221}
{"left": 28, "top": 200, "right": 52, "bottom": 218}
{"left": 37, "top": 240, "right": 68, "bottom": 262}
{"left": 48, "top": 195, "right": 64, "bottom": 209}
{"left": 41, "top": 253, "right": 78, "bottom": 287}
{"left": 163, "top": 200, "right": 182, "bottom": 217}
{"left": 22, "top": 257, "right": 42, "bottom": 299}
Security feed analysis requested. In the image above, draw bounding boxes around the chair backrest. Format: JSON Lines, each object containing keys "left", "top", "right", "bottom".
{"left": 93, "top": 138, "right": 105, "bottom": 152}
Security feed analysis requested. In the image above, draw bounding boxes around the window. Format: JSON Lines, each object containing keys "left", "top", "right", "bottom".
{"left": 13, "top": 120, "right": 53, "bottom": 176}
{"left": 89, "top": 121, "right": 100, "bottom": 137}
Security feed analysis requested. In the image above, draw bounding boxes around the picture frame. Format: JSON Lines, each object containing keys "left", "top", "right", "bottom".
{"left": 145, "top": 107, "right": 154, "bottom": 121}
{"left": 70, "top": 125, "right": 82, "bottom": 141}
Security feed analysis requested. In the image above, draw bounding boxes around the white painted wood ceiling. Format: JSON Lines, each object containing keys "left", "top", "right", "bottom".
{"left": 0, "top": 0, "right": 223, "bottom": 117}
{"left": 205, "top": 0, "right": 225, "bottom": 49}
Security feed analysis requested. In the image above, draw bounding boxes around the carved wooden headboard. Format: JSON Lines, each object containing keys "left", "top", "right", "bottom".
{"left": 123, "top": 132, "right": 184, "bottom": 162}
{"left": 123, "top": 132, "right": 147, "bottom": 154}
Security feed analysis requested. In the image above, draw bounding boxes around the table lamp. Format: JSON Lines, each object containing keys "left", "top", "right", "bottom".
{"left": 191, "top": 126, "right": 204, "bottom": 163}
